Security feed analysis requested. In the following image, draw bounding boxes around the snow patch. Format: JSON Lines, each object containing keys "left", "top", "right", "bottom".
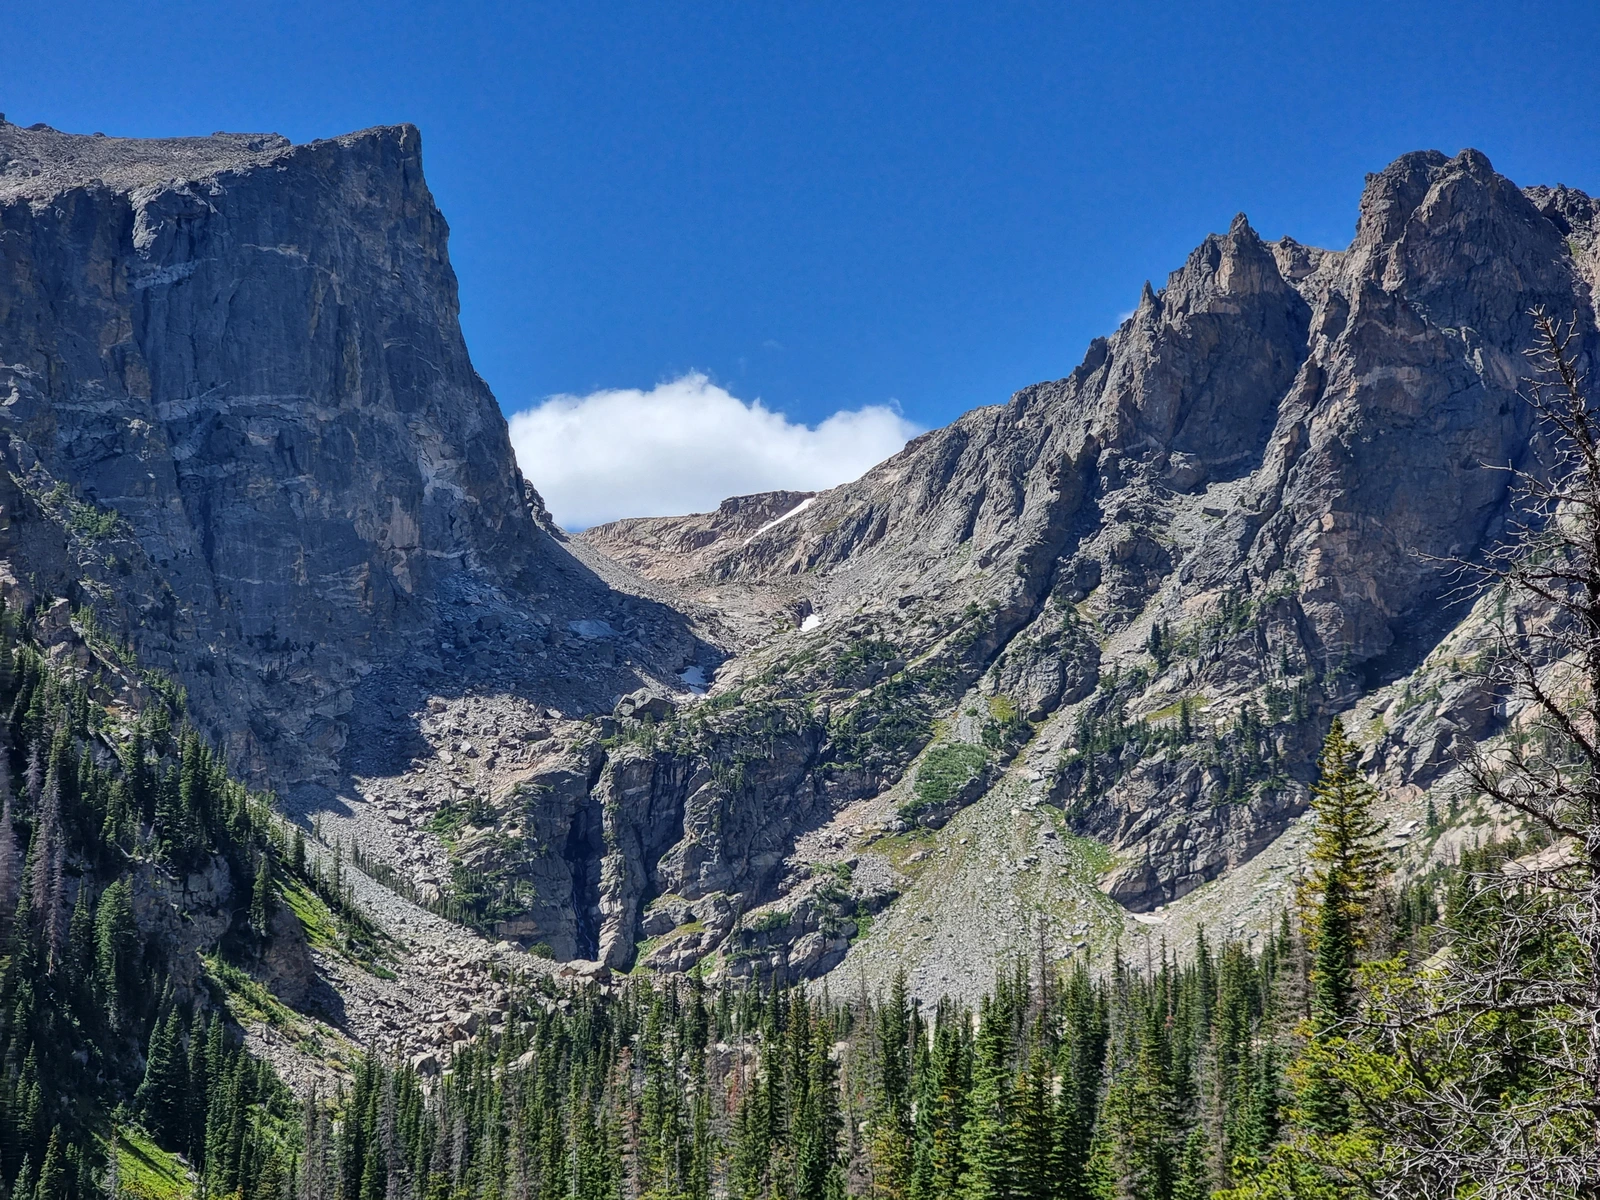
{"left": 745, "top": 495, "right": 816, "bottom": 545}
{"left": 678, "top": 665, "right": 708, "bottom": 691}
{"left": 800, "top": 613, "right": 823, "bottom": 633}
{"left": 567, "top": 619, "right": 616, "bottom": 640}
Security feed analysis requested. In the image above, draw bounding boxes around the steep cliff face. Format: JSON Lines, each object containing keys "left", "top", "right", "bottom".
{"left": 700, "top": 152, "right": 1586, "bottom": 664}
{"left": 0, "top": 120, "right": 699, "bottom": 798}
{"left": 8, "top": 122, "right": 1598, "bottom": 1002}
{"left": 582, "top": 148, "right": 1598, "bottom": 983}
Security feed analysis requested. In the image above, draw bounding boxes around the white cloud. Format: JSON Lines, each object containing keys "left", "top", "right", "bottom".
{"left": 507, "top": 373, "right": 921, "bottom": 530}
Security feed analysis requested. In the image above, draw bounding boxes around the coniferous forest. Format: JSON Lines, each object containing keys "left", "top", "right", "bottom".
{"left": 0, "top": 579, "right": 1582, "bottom": 1200}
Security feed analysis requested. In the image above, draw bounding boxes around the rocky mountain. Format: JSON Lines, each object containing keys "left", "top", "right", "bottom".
{"left": 0, "top": 119, "right": 705, "bottom": 799}
{"left": 575, "top": 148, "right": 1600, "bottom": 996}
{"left": 3, "top": 116, "right": 1597, "bottom": 1033}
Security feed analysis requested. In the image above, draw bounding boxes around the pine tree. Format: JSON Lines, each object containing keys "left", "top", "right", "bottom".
{"left": 870, "top": 973, "right": 915, "bottom": 1199}
{"left": 14, "top": 1152, "right": 33, "bottom": 1200}
{"left": 136, "top": 1007, "right": 189, "bottom": 1147}
{"left": 66, "top": 883, "right": 94, "bottom": 992}
{"left": 960, "top": 991, "right": 1013, "bottom": 1200}
{"left": 93, "top": 878, "right": 138, "bottom": 1027}
{"left": 104, "top": 1125, "right": 121, "bottom": 1199}
{"left": 30, "top": 766, "right": 65, "bottom": 969}
{"left": 123, "top": 728, "right": 153, "bottom": 827}
{"left": 1299, "top": 719, "right": 1386, "bottom": 952}
{"left": 35, "top": 1126, "right": 64, "bottom": 1200}
{"left": 1309, "top": 869, "right": 1353, "bottom": 1032}
{"left": 251, "top": 852, "right": 273, "bottom": 935}
{"left": 1172, "top": 1127, "right": 1211, "bottom": 1200}
{"left": 187, "top": 1012, "right": 211, "bottom": 1168}
{"left": 1009, "top": 1046, "right": 1056, "bottom": 1200}
{"left": 1294, "top": 720, "right": 1386, "bottom": 1135}
{"left": 1053, "top": 966, "right": 1105, "bottom": 1200}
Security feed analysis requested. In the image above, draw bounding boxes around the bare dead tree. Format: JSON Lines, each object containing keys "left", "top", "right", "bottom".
{"left": 1316, "top": 311, "right": 1600, "bottom": 1199}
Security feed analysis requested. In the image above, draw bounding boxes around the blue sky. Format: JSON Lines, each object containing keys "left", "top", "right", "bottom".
{"left": 9, "top": 2, "right": 1600, "bottom": 523}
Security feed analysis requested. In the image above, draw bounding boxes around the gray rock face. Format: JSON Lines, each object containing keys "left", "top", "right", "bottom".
{"left": 0, "top": 119, "right": 699, "bottom": 796}
{"left": 590, "top": 147, "right": 1597, "bottom": 927}
{"left": 504, "top": 699, "right": 833, "bottom": 969}
{"left": 10, "top": 122, "right": 1600, "bottom": 994}
{"left": 583, "top": 490, "right": 816, "bottom": 584}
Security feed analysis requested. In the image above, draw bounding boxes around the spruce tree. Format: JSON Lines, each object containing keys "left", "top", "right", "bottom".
{"left": 34, "top": 1126, "right": 63, "bottom": 1200}
{"left": 30, "top": 767, "right": 64, "bottom": 969}
{"left": 870, "top": 973, "right": 914, "bottom": 1199}
{"left": 0, "top": 751, "right": 16, "bottom": 934}
{"left": 1300, "top": 719, "right": 1385, "bottom": 954}
{"left": 1009, "top": 1046, "right": 1056, "bottom": 1200}
{"left": 1296, "top": 719, "right": 1385, "bottom": 1135}
{"left": 93, "top": 879, "right": 137, "bottom": 1026}
{"left": 960, "top": 991, "right": 1013, "bottom": 1200}
{"left": 250, "top": 852, "right": 272, "bottom": 936}
{"left": 923, "top": 1003, "right": 972, "bottom": 1200}
{"left": 1172, "top": 1127, "right": 1211, "bottom": 1200}
{"left": 135, "top": 1008, "right": 188, "bottom": 1147}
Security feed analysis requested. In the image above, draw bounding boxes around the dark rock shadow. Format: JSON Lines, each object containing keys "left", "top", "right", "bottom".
{"left": 284, "top": 531, "right": 721, "bottom": 824}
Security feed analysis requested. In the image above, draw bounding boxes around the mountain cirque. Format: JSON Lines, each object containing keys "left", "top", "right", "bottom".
{"left": 3, "top": 115, "right": 1598, "bottom": 1024}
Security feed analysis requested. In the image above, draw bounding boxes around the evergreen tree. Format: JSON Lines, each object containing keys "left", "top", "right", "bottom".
{"left": 1172, "top": 1127, "right": 1211, "bottom": 1200}
{"left": 135, "top": 1008, "right": 188, "bottom": 1147}
{"left": 0, "top": 752, "right": 16, "bottom": 933}
{"left": 35, "top": 1126, "right": 64, "bottom": 1200}
{"left": 1297, "top": 720, "right": 1386, "bottom": 1135}
{"left": 960, "top": 991, "right": 1013, "bottom": 1200}
{"left": 1009, "top": 1046, "right": 1056, "bottom": 1200}
{"left": 1299, "top": 719, "right": 1385, "bottom": 955}
{"left": 250, "top": 851, "right": 272, "bottom": 935}
{"left": 870, "top": 973, "right": 914, "bottom": 1199}
{"left": 30, "top": 767, "right": 65, "bottom": 970}
{"left": 92, "top": 878, "right": 137, "bottom": 1028}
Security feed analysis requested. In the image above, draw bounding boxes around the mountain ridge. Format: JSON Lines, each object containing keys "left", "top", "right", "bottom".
{"left": 2, "top": 121, "right": 1595, "bottom": 1025}
{"left": 572, "top": 145, "right": 1599, "bottom": 994}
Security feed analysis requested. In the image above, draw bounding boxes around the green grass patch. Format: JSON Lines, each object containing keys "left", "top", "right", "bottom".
{"left": 426, "top": 793, "right": 493, "bottom": 844}
{"left": 279, "top": 877, "right": 340, "bottom": 952}
{"left": 1070, "top": 834, "right": 1115, "bottom": 875}
{"left": 849, "top": 912, "right": 874, "bottom": 944}
{"left": 1033, "top": 808, "right": 1116, "bottom": 875}
{"left": 205, "top": 955, "right": 300, "bottom": 1033}
{"left": 910, "top": 743, "right": 989, "bottom": 812}
{"left": 1144, "top": 695, "right": 1200, "bottom": 723}
{"left": 113, "top": 1125, "right": 192, "bottom": 1199}
{"left": 873, "top": 827, "right": 940, "bottom": 870}
{"left": 204, "top": 955, "right": 356, "bottom": 1065}
{"left": 986, "top": 695, "right": 1019, "bottom": 724}
{"left": 278, "top": 876, "right": 396, "bottom": 976}
{"left": 631, "top": 920, "right": 712, "bottom": 975}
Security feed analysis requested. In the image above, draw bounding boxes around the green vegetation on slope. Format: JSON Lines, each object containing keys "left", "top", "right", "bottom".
{"left": 0, "top": 600, "right": 353, "bottom": 1199}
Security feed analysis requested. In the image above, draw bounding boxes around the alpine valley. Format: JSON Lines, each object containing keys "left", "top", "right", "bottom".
{"left": 1, "top": 116, "right": 1597, "bottom": 1198}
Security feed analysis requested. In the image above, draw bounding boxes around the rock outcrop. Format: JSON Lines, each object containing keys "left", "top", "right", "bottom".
{"left": 584, "top": 490, "right": 816, "bottom": 586}
{"left": 8, "top": 120, "right": 1600, "bottom": 1002}
{"left": 585, "top": 147, "right": 1598, "bottom": 948}
{"left": 0, "top": 119, "right": 703, "bottom": 799}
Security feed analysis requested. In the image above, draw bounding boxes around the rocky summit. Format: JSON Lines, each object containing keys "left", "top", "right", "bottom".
{"left": 3, "top": 116, "right": 1597, "bottom": 1046}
